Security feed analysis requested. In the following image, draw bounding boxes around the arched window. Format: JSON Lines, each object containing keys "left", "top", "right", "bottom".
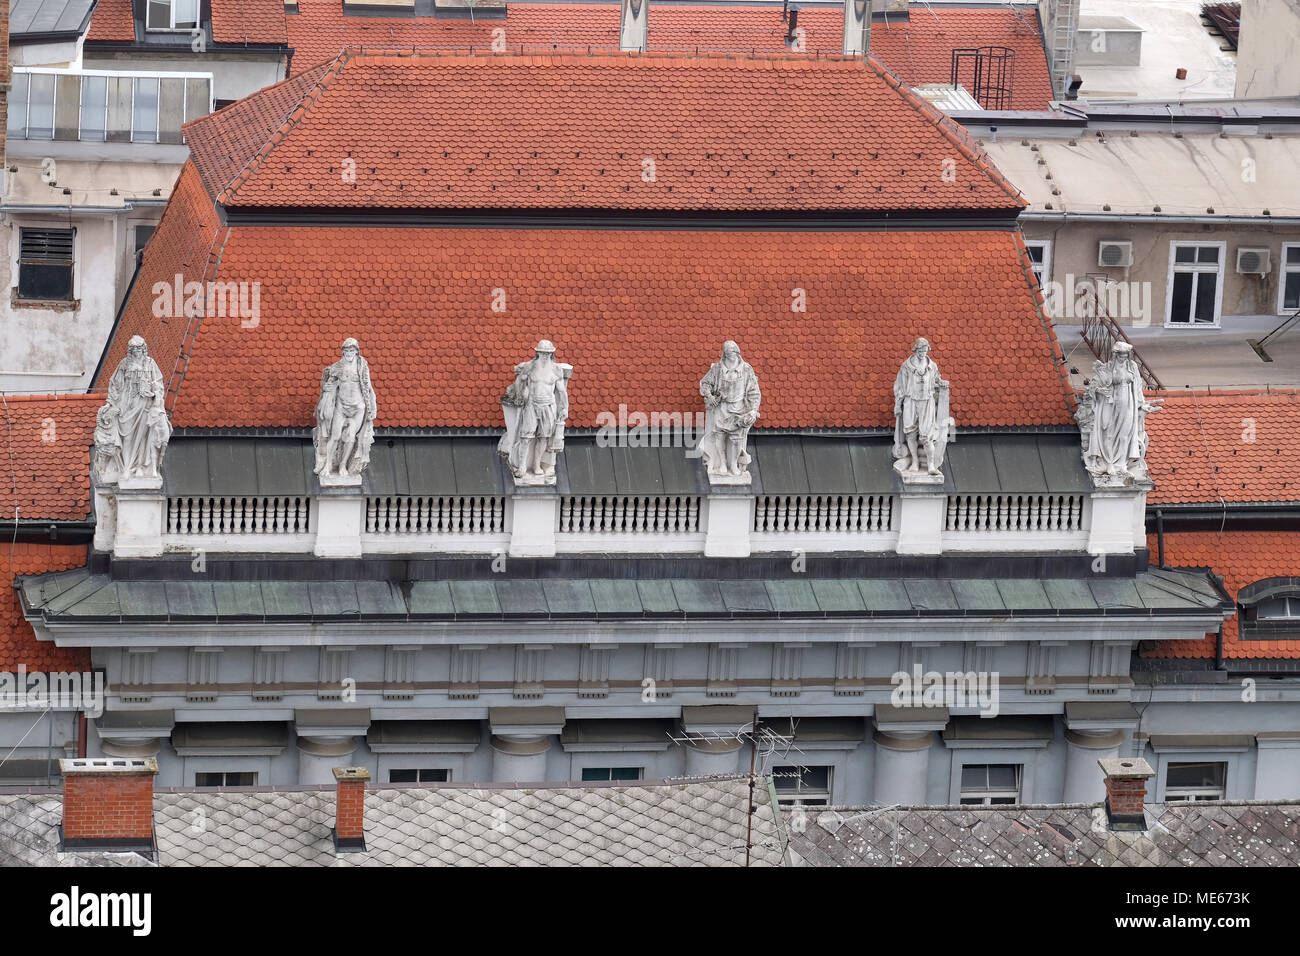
{"left": 1237, "top": 578, "right": 1300, "bottom": 639}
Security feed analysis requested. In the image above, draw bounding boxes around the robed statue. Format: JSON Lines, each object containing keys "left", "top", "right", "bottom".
{"left": 313, "top": 338, "right": 377, "bottom": 481}
{"left": 699, "top": 341, "right": 761, "bottom": 482}
{"left": 96, "top": 335, "right": 171, "bottom": 483}
{"left": 1077, "top": 342, "right": 1162, "bottom": 485}
{"left": 893, "top": 337, "right": 954, "bottom": 480}
{"left": 500, "top": 339, "right": 572, "bottom": 484}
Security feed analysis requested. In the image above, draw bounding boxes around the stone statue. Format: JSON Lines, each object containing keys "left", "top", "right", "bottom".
{"left": 499, "top": 339, "right": 572, "bottom": 484}
{"left": 1077, "top": 342, "right": 1162, "bottom": 485}
{"left": 313, "top": 338, "right": 377, "bottom": 482}
{"left": 699, "top": 341, "right": 761, "bottom": 483}
{"left": 97, "top": 335, "right": 171, "bottom": 483}
{"left": 893, "top": 337, "right": 954, "bottom": 481}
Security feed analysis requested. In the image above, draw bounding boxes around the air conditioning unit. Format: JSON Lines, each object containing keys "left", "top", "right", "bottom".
{"left": 1236, "top": 247, "right": 1271, "bottom": 274}
{"left": 1097, "top": 241, "right": 1133, "bottom": 268}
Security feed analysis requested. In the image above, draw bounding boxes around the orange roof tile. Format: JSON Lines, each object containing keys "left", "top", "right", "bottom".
{"left": 1146, "top": 531, "right": 1300, "bottom": 660}
{"left": 1146, "top": 389, "right": 1300, "bottom": 505}
{"left": 0, "top": 394, "right": 100, "bottom": 522}
{"left": 2, "top": 544, "right": 90, "bottom": 671}
{"left": 86, "top": 0, "right": 134, "bottom": 42}
{"left": 101, "top": 213, "right": 1072, "bottom": 429}
{"left": 211, "top": 0, "right": 287, "bottom": 45}
{"left": 185, "top": 50, "right": 1024, "bottom": 212}
{"left": 283, "top": 2, "right": 1055, "bottom": 110}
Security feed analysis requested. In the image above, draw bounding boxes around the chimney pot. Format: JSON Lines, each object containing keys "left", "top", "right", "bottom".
{"left": 58, "top": 757, "right": 158, "bottom": 852}
{"left": 332, "top": 766, "right": 371, "bottom": 853}
{"left": 1098, "top": 757, "right": 1154, "bottom": 830}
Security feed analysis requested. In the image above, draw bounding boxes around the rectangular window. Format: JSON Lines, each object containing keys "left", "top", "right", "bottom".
{"left": 958, "top": 763, "right": 1022, "bottom": 805}
{"left": 1165, "top": 761, "right": 1226, "bottom": 801}
{"left": 773, "top": 765, "right": 832, "bottom": 806}
{"left": 8, "top": 72, "right": 29, "bottom": 138}
{"left": 1024, "top": 239, "right": 1051, "bottom": 289}
{"left": 1167, "top": 242, "right": 1224, "bottom": 326}
{"left": 80, "top": 75, "right": 108, "bottom": 142}
{"left": 132, "top": 77, "right": 160, "bottom": 144}
{"left": 148, "top": 0, "right": 199, "bottom": 30}
{"left": 195, "top": 771, "right": 257, "bottom": 787}
{"left": 388, "top": 768, "right": 450, "bottom": 784}
{"left": 18, "top": 228, "right": 75, "bottom": 301}
{"left": 580, "top": 767, "right": 643, "bottom": 782}
{"left": 26, "top": 73, "right": 56, "bottom": 141}
{"left": 1280, "top": 244, "right": 1300, "bottom": 314}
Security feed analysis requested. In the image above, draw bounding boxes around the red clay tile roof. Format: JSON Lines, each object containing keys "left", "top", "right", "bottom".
{"left": 1146, "top": 531, "right": 1300, "bottom": 660}
{"left": 0, "top": 394, "right": 100, "bottom": 522}
{"left": 2, "top": 545, "right": 91, "bottom": 671}
{"left": 190, "top": 50, "right": 1024, "bottom": 212}
{"left": 100, "top": 209, "right": 1072, "bottom": 429}
{"left": 211, "top": 0, "right": 287, "bottom": 45}
{"left": 87, "top": 0, "right": 135, "bottom": 42}
{"left": 186, "top": 59, "right": 340, "bottom": 202}
{"left": 97, "top": 162, "right": 228, "bottom": 397}
{"left": 283, "top": 2, "right": 1055, "bottom": 110}
{"left": 1147, "top": 389, "right": 1300, "bottom": 506}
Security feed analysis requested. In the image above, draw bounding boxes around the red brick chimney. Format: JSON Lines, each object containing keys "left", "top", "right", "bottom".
{"left": 1098, "top": 757, "right": 1154, "bottom": 831}
{"left": 332, "top": 766, "right": 370, "bottom": 853}
{"left": 59, "top": 758, "right": 159, "bottom": 852}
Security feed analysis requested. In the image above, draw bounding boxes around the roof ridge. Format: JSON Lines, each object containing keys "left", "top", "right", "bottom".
{"left": 862, "top": 54, "right": 1026, "bottom": 209}
{"left": 215, "top": 51, "right": 354, "bottom": 206}
{"left": 0, "top": 393, "right": 101, "bottom": 404}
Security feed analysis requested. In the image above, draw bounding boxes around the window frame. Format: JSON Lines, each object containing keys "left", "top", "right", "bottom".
{"left": 1163, "top": 761, "right": 1227, "bottom": 802}
{"left": 957, "top": 762, "right": 1023, "bottom": 806}
{"left": 772, "top": 764, "right": 832, "bottom": 807}
{"left": 1024, "top": 239, "right": 1051, "bottom": 290}
{"left": 16, "top": 225, "right": 77, "bottom": 303}
{"left": 579, "top": 767, "right": 644, "bottom": 783}
{"left": 1164, "top": 240, "right": 1226, "bottom": 328}
{"left": 194, "top": 770, "right": 259, "bottom": 788}
{"left": 387, "top": 768, "right": 451, "bottom": 784}
{"left": 146, "top": 0, "right": 201, "bottom": 32}
{"left": 1279, "top": 242, "right": 1300, "bottom": 316}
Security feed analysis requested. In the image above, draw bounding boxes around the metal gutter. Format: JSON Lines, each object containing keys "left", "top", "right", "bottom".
{"left": 1021, "top": 212, "right": 1300, "bottom": 225}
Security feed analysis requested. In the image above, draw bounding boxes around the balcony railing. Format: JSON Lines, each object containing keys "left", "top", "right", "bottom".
{"left": 7, "top": 68, "right": 214, "bottom": 145}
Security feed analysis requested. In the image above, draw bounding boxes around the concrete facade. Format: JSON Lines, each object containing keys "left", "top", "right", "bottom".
{"left": 1235, "top": 0, "right": 1300, "bottom": 99}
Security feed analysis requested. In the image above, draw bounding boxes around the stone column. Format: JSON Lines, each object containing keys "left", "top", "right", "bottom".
{"left": 704, "top": 491, "right": 753, "bottom": 558}
{"left": 872, "top": 730, "right": 935, "bottom": 804}
{"left": 113, "top": 477, "right": 166, "bottom": 558}
{"left": 509, "top": 491, "right": 558, "bottom": 557}
{"left": 1062, "top": 728, "right": 1125, "bottom": 803}
{"left": 297, "top": 735, "right": 359, "bottom": 785}
{"left": 1087, "top": 486, "right": 1148, "bottom": 556}
{"left": 98, "top": 736, "right": 166, "bottom": 760}
{"left": 490, "top": 734, "right": 552, "bottom": 782}
{"left": 683, "top": 735, "right": 747, "bottom": 777}
{"left": 895, "top": 490, "right": 946, "bottom": 555}
{"left": 1255, "top": 733, "right": 1300, "bottom": 799}
{"left": 314, "top": 477, "right": 365, "bottom": 558}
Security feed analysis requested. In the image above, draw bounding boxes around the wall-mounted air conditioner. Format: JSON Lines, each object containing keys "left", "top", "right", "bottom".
{"left": 1236, "top": 247, "right": 1271, "bottom": 274}
{"left": 1097, "top": 240, "right": 1133, "bottom": 268}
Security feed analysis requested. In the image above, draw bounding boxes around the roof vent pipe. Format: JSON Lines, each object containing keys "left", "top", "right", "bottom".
{"left": 843, "top": 0, "right": 871, "bottom": 57}
{"left": 621, "top": 0, "right": 649, "bottom": 53}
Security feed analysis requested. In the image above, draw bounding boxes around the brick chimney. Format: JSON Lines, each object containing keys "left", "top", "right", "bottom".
{"left": 59, "top": 758, "right": 158, "bottom": 852}
{"left": 332, "top": 766, "right": 370, "bottom": 853}
{"left": 1098, "top": 757, "right": 1154, "bottom": 830}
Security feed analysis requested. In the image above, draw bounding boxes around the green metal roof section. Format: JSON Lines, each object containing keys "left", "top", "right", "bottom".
{"left": 159, "top": 434, "right": 1089, "bottom": 497}
{"left": 17, "top": 569, "right": 1229, "bottom": 624}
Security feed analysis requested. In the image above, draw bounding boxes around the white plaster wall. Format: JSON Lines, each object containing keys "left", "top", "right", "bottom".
{"left": 0, "top": 213, "right": 122, "bottom": 393}
{"left": 1236, "top": 0, "right": 1300, "bottom": 99}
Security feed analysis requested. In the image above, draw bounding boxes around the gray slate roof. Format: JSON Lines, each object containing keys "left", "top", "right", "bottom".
{"left": 786, "top": 801, "right": 1300, "bottom": 867}
{"left": 8, "top": 0, "right": 98, "bottom": 41}
{"left": 0, "top": 777, "right": 785, "bottom": 867}
{"left": 162, "top": 433, "right": 1090, "bottom": 497}
{"left": 18, "top": 566, "right": 1228, "bottom": 624}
